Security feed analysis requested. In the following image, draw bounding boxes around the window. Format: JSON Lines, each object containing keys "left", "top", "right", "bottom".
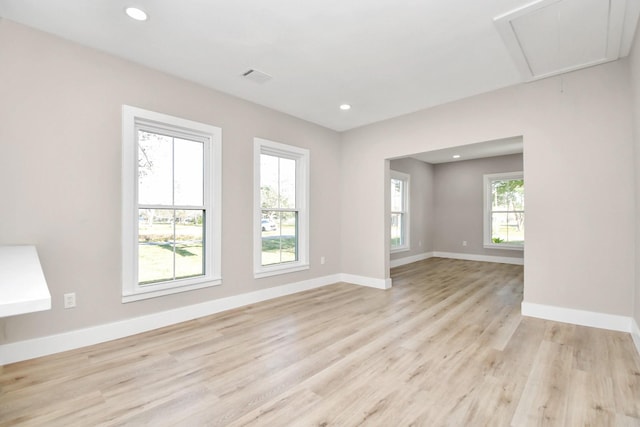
{"left": 390, "top": 170, "right": 410, "bottom": 252}
{"left": 483, "top": 172, "right": 524, "bottom": 250}
{"left": 122, "top": 106, "right": 221, "bottom": 302}
{"left": 254, "top": 138, "right": 309, "bottom": 278}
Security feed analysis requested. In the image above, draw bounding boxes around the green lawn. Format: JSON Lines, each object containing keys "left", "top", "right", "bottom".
{"left": 138, "top": 222, "right": 300, "bottom": 281}
{"left": 261, "top": 224, "right": 297, "bottom": 265}
{"left": 138, "top": 223, "right": 203, "bottom": 284}
{"left": 492, "top": 224, "right": 524, "bottom": 245}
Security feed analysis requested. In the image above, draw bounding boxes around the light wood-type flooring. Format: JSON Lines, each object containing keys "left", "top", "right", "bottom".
{"left": 2, "top": 258, "right": 640, "bottom": 426}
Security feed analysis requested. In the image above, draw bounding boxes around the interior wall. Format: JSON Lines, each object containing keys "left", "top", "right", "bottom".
{"left": 0, "top": 20, "right": 342, "bottom": 343}
{"left": 389, "top": 158, "right": 435, "bottom": 260}
{"left": 341, "top": 58, "right": 635, "bottom": 317}
{"left": 433, "top": 153, "right": 523, "bottom": 258}
{"left": 629, "top": 26, "right": 640, "bottom": 330}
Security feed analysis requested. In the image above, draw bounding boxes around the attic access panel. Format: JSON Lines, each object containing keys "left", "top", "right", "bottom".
{"left": 495, "top": 0, "right": 639, "bottom": 81}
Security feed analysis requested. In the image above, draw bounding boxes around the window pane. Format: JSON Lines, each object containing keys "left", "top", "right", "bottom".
{"left": 138, "top": 208, "right": 175, "bottom": 284}
{"left": 391, "top": 179, "right": 403, "bottom": 212}
{"left": 138, "top": 131, "right": 173, "bottom": 205}
{"left": 279, "top": 158, "right": 296, "bottom": 209}
{"left": 260, "top": 154, "right": 279, "bottom": 209}
{"left": 491, "top": 212, "right": 525, "bottom": 244}
{"left": 279, "top": 211, "right": 298, "bottom": 262}
{"left": 491, "top": 179, "right": 524, "bottom": 211}
{"left": 261, "top": 210, "right": 298, "bottom": 266}
{"left": 174, "top": 138, "right": 204, "bottom": 206}
{"left": 391, "top": 212, "right": 404, "bottom": 248}
{"left": 261, "top": 210, "right": 279, "bottom": 265}
{"left": 174, "top": 210, "right": 204, "bottom": 280}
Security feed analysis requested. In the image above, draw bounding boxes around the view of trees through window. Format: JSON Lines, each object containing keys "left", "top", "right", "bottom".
{"left": 137, "top": 130, "right": 205, "bottom": 284}
{"left": 489, "top": 177, "right": 524, "bottom": 245}
{"left": 260, "top": 154, "right": 298, "bottom": 266}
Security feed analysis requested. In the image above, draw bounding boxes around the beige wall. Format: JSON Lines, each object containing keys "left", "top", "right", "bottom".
{"left": 0, "top": 20, "right": 342, "bottom": 343}
{"left": 2, "top": 16, "right": 639, "bottom": 347}
{"left": 389, "top": 158, "right": 435, "bottom": 260}
{"left": 433, "top": 154, "right": 523, "bottom": 258}
{"left": 341, "top": 59, "right": 635, "bottom": 316}
{"left": 630, "top": 27, "right": 640, "bottom": 328}
{"left": 388, "top": 154, "right": 524, "bottom": 261}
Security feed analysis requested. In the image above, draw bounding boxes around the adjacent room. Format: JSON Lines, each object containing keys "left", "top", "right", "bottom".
{"left": 1, "top": 0, "right": 640, "bottom": 425}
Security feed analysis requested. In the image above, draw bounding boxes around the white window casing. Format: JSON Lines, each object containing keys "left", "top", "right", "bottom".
{"left": 122, "top": 105, "right": 222, "bottom": 302}
{"left": 254, "top": 138, "right": 309, "bottom": 278}
{"left": 390, "top": 170, "right": 410, "bottom": 253}
{"left": 483, "top": 171, "right": 524, "bottom": 251}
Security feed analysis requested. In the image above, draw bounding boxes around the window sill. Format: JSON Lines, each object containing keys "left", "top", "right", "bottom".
{"left": 255, "top": 263, "right": 309, "bottom": 279}
{"left": 483, "top": 243, "right": 524, "bottom": 251}
{"left": 122, "top": 277, "right": 222, "bottom": 303}
{"left": 390, "top": 246, "right": 410, "bottom": 254}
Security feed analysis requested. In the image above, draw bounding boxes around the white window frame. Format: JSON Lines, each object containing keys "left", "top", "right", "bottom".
{"left": 122, "top": 105, "right": 222, "bottom": 302}
{"left": 390, "top": 170, "right": 410, "bottom": 253}
{"left": 254, "top": 138, "right": 309, "bottom": 278}
{"left": 483, "top": 171, "right": 524, "bottom": 251}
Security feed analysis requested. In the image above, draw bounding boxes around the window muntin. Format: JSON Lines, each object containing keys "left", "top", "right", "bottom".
{"left": 254, "top": 138, "right": 309, "bottom": 278}
{"left": 122, "top": 106, "right": 221, "bottom": 302}
{"left": 484, "top": 172, "right": 524, "bottom": 249}
{"left": 137, "top": 132, "right": 206, "bottom": 285}
{"left": 390, "top": 171, "right": 410, "bottom": 252}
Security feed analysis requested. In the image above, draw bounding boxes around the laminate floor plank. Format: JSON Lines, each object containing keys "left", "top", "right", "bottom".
{"left": 2, "top": 258, "right": 639, "bottom": 426}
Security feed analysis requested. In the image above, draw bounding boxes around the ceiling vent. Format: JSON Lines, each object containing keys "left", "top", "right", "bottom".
{"left": 241, "top": 69, "right": 273, "bottom": 84}
{"left": 494, "top": 0, "right": 640, "bottom": 81}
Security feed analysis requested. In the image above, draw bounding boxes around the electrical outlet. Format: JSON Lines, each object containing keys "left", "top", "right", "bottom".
{"left": 64, "top": 292, "right": 76, "bottom": 309}
{"left": 320, "top": 256, "right": 326, "bottom": 265}
{"left": 462, "top": 241, "right": 468, "bottom": 247}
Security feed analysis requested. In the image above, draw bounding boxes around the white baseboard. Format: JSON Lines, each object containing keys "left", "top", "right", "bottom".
{"left": 340, "top": 273, "right": 392, "bottom": 290}
{"left": 632, "top": 318, "right": 640, "bottom": 356}
{"left": 0, "top": 272, "right": 395, "bottom": 365}
{"left": 433, "top": 251, "right": 524, "bottom": 265}
{"left": 390, "top": 252, "right": 434, "bottom": 268}
{"left": 521, "top": 301, "right": 633, "bottom": 333}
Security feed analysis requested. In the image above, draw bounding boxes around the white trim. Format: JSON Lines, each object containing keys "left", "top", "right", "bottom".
{"left": 254, "top": 263, "right": 310, "bottom": 279}
{"left": 122, "top": 278, "right": 221, "bottom": 303}
{"left": 483, "top": 171, "right": 524, "bottom": 249}
{"left": 632, "top": 318, "right": 640, "bottom": 357}
{"left": 483, "top": 243, "right": 524, "bottom": 251}
{"left": 521, "top": 302, "right": 632, "bottom": 333}
{"left": 0, "top": 274, "right": 342, "bottom": 365}
{"left": 121, "top": 105, "right": 222, "bottom": 302}
{"left": 390, "top": 170, "right": 410, "bottom": 252}
{"left": 433, "top": 251, "right": 524, "bottom": 265}
{"left": 340, "top": 274, "right": 392, "bottom": 290}
{"left": 390, "top": 252, "right": 435, "bottom": 268}
{"left": 253, "top": 138, "right": 310, "bottom": 278}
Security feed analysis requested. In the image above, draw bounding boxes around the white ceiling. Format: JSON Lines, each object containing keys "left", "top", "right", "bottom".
{"left": 0, "top": 0, "right": 638, "bottom": 132}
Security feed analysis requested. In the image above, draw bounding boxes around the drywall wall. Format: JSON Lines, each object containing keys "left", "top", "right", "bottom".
{"left": 0, "top": 20, "right": 342, "bottom": 343}
{"left": 389, "top": 158, "right": 435, "bottom": 260}
{"left": 433, "top": 154, "right": 523, "bottom": 258}
{"left": 630, "top": 26, "right": 640, "bottom": 331}
{"left": 341, "top": 59, "right": 635, "bottom": 317}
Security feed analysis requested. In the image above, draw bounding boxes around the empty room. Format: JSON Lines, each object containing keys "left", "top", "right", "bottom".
{"left": 1, "top": 0, "right": 640, "bottom": 425}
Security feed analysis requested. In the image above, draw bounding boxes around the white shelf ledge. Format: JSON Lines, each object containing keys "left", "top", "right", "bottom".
{"left": 0, "top": 246, "right": 51, "bottom": 317}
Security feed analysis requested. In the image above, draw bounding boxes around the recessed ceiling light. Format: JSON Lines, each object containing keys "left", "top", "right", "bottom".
{"left": 339, "top": 104, "right": 351, "bottom": 111}
{"left": 452, "top": 154, "right": 461, "bottom": 159}
{"left": 125, "top": 7, "right": 148, "bottom": 21}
